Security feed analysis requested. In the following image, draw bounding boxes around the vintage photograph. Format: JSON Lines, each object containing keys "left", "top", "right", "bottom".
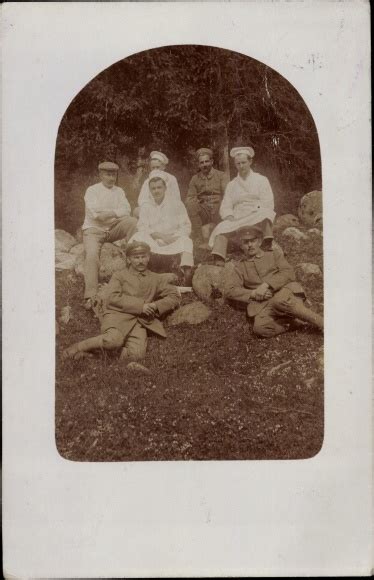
{"left": 55, "top": 44, "right": 324, "bottom": 461}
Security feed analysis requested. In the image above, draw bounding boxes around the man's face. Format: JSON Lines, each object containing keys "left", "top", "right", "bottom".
{"left": 99, "top": 170, "right": 117, "bottom": 188}
{"left": 198, "top": 154, "right": 213, "bottom": 175}
{"left": 234, "top": 154, "right": 252, "bottom": 178}
{"left": 149, "top": 179, "right": 167, "bottom": 204}
{"left": 240, "top": 235, "right": 262, "bottom": 257}
{"left": 150, "top": 158, "right": 166, "bottom": 171}
{"left": 127, "top": 252, "right": 150, "bottom": 272}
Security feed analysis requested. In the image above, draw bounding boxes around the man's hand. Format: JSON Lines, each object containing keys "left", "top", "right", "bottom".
{"left": 151, "top": 232, "right": 177, "bottom": 245}
{"left": 253, "top": 282, "right": 271, "bottom": 301}
{"left": 142, "top": 302, "right": 158, "bottom": 318}
{"left": 96, "top": 210, "right": 117, "bottom": 222}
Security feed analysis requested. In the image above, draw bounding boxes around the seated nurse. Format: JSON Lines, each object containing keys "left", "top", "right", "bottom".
{"left": 129, "top": 170, "right": 194, "bottom": 285}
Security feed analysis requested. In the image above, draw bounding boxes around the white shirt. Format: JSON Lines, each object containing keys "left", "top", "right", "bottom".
{"left": 82, "top": 182, "right": 131, "bottom": 231}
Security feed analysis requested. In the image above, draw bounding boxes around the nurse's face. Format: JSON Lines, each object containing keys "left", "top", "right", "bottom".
{"left": 149, "top": 179, "right": 167, "bottom": 204}
{"left": 234, "top": 154, "right": 252, "bottom": 178}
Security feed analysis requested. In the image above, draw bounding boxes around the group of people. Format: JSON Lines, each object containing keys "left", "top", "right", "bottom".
{"left": 62, "top": 146, "right": 323, "bottom": 369}
{"left": 81, "top": 146, "right": 276, "bottom": 310}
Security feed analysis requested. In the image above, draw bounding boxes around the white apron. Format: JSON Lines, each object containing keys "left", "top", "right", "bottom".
{"left": 209, "top": 170, "right": 275, "bottom": 247}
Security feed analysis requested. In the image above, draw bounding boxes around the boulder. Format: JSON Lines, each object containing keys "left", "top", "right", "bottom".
{"left": 298, "top": 190, "right": 322, "bottom": 227}
{"left": 274, "top": 214, "right": 300, "bottom": 230}
{"left": 168, "top": 301, "right": 211, "bottom": 326}
{"left": 296, "top": 263, "right": 322, "bottom": 276}
{"left": 55, "top": 229, "right": 77, "bottom": 253}
{"left": 281, "top": 227, "right": 308, "bottom": 241}
{"left": 308, "top": 228, "right": 322, "bottom": 236}
{"left": 192, "top": 262, "right": 235, "bottom": 302}
{"left": 55, "top": 251, "right": 77, "bottom": 271}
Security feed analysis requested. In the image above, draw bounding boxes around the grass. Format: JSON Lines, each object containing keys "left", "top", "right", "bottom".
{"left": 55, "top": 229, "right": 324, "bottom": 461}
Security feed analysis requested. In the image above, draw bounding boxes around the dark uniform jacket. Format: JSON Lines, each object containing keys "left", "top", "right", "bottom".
{"left": 225, "top": 249, "right": 304, "bottom": 317}
{"left": 186, "top": 168, "right": 229, "bottom": 202}
{"left": 101, "top": 267, "right": 180, "bottom": 338}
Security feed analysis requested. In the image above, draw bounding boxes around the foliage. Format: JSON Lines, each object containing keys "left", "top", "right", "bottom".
{"left": 55, "top": 45, "right": 321, "bottom": 232}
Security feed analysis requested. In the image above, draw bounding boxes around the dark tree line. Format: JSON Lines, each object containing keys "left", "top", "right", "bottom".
{"left": 55, "top": 45, "right": 321, "bottom": 233}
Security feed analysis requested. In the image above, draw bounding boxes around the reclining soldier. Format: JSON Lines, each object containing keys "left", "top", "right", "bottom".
{"left": 63, "top": 242, "right": 180, "bottom": 368}
{"left": 225, "top": 226, "right": 324, "bottom": 338}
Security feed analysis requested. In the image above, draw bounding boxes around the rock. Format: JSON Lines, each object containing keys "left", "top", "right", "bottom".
{"left": 314, "top": 213, "right": 323, "bottom": 228}
{"left": 274, "top": 214, "right": 300, "bottom": 230}
{"left": 192, "top": 263, "right": 235, "bottom": 302}
{"left": 298, "top": 190, "right": 322, "bottom": 227}
{"left": 296, "top": 263, "right": 322, "bottom": 276}
{"left": 55, "top": 229, "right": 77, "bottom": 253}
{"left": 70, "top": 243, "right": 84, "bottom": 257}
{"left": 308, "top": 228, "right": 322, "bottom": 236}
{"left": 75, "top": 227, "right": 83, "bottom": 243}
{"left": 55, "top": 251, "right": 77, "bottom": 271}
{"left": 99, "top": 243, "right": 126, "bottom": 279}
{"left": 281, "top": 227, "right": 308, "bottom": 241}
{"left": 59, "top": 305, "right": 72, "bottom": 324}
{"left": 168, "top": 301, "right": 211, "bottom": 326}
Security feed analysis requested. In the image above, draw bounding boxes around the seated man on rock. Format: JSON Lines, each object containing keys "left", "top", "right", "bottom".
{"left": 82, "top": 161, "right": 137, "bottom": 311}
{"left": 225, "top": 226, "right": 323, "bottom": 338}
{"left": 185, "top": 147, "right": 229, "bottom": 246}
{"left": 63, "top": 242, "right": 180, "bottom": 370}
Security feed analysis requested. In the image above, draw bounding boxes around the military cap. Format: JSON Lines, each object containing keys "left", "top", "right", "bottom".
{"left": 230, "top": 146, "right": 255, "bottom": 159}
{"left": 196, "top": 147, "right": 213, "bottom": 160}
{"left": 150, "top": 151, "right": 169, "bottom": 165}
{"left": 237, "top": 225, "right": 263, "bottom": 239}
{"left": 98, "top": 161, "right": 119, "bottom": 171}
{"left": 126, "top": 241, "right": 151, "bottom": 256}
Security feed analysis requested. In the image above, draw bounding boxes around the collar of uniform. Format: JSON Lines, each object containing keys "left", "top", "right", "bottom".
{"left": 199, "top": 168, "right": 214, "bottom": 179}
{"left": 128, "top": 266, "right": 149, "bottom": 277}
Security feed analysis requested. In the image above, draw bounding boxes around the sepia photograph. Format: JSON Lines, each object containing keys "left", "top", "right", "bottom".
{"left": 55, "top": 45, "right": 324, "bottom": 462}
{"left": 3, "top": 2, "right": 372, "bottom": 577}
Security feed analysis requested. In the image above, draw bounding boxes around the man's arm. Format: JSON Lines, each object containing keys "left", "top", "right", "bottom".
{"left": 262, "top": 250, "right": 296, "bottom": 291}
{"left": 153, "top": 278, "right": 181, "bottom": 315}
{"left": 185, "top": 176, "right": 199, "bottom": 204}
{"left": 258, "top": 176, "right": 274, "bottom": 211}
{"left": 113, "top": 189, "right": 131, "bottom": 218}
{"left": 225, "top": 264, "right": 254, "bottom": 302}
{"left": 219, "top": 184, "right": 235, "bottom": 220}
{"left": 105, "top": 272, "right": 145, "bottom": 314}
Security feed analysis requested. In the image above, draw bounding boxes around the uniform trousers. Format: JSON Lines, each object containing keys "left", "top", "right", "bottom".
{"left": 250, "top": 287, "right": 322, "bottom": 338}
{"left": 83, "top": 216, "right": 137, "bottom": 299}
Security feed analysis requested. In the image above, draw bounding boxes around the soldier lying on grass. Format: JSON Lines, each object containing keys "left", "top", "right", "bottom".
{"left": 225, "top": 226, "right": 324, "bottom": 338}
{"left": 62, "top": 242, "right": 180, "bottom": 371}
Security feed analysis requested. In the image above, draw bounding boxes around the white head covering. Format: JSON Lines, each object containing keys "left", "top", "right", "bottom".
{"left": 150, "top": 151, "right": 169, "bottom": 165}
{"left": 148, "top": 169, "right": 169, "bottom": 184}
{"left": 230, "top": 146, "right": 255, "bottom": 159}
{"left": 147, "top": 169, "right": 171, "bottom": 205}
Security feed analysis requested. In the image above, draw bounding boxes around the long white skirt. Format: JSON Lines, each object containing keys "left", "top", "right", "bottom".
{"left": 209, "top": 206, "right": 276, "bottom": 247}
{"left": 130, "top": 232, "right": 193, "bottom": 256}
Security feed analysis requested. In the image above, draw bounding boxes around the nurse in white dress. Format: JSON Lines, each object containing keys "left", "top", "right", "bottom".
{"left": 130, "top": 170, "right": 194, "bottom": 281}
{"left": 209, "top": 146, "right": 275, "bottom": 263}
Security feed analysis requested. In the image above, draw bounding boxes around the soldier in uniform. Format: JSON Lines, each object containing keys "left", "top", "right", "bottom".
{"left": 225, "top": 226, "right": 323, "bottom": 338}
{"left": 185, "top": 148, "right": 229, "bottom": 245}
{"left": 63, "top": 242, "right": 180, "bottom": 369}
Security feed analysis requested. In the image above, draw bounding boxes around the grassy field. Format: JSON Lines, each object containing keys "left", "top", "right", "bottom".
{"left": 56, "top": 230, "right": 324, "bottom": 462}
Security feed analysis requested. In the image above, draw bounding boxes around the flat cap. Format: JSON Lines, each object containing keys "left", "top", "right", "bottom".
{"left": 126, "top": 241, "right": 151, "bottom": 256}
{"left": 237, "top": 225, "right": 263, "bottom": 239}
{"left": 98, "top": 161, "right": 119, "bottom": 171}
{"left": 150, "top": 151, "right": 169, "bottom": 165}
{"left": 196, "top": 147, "right": 213, "bottom": 159}
{"left": 230, "top": 146, "right": 255, "bottom": 159}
